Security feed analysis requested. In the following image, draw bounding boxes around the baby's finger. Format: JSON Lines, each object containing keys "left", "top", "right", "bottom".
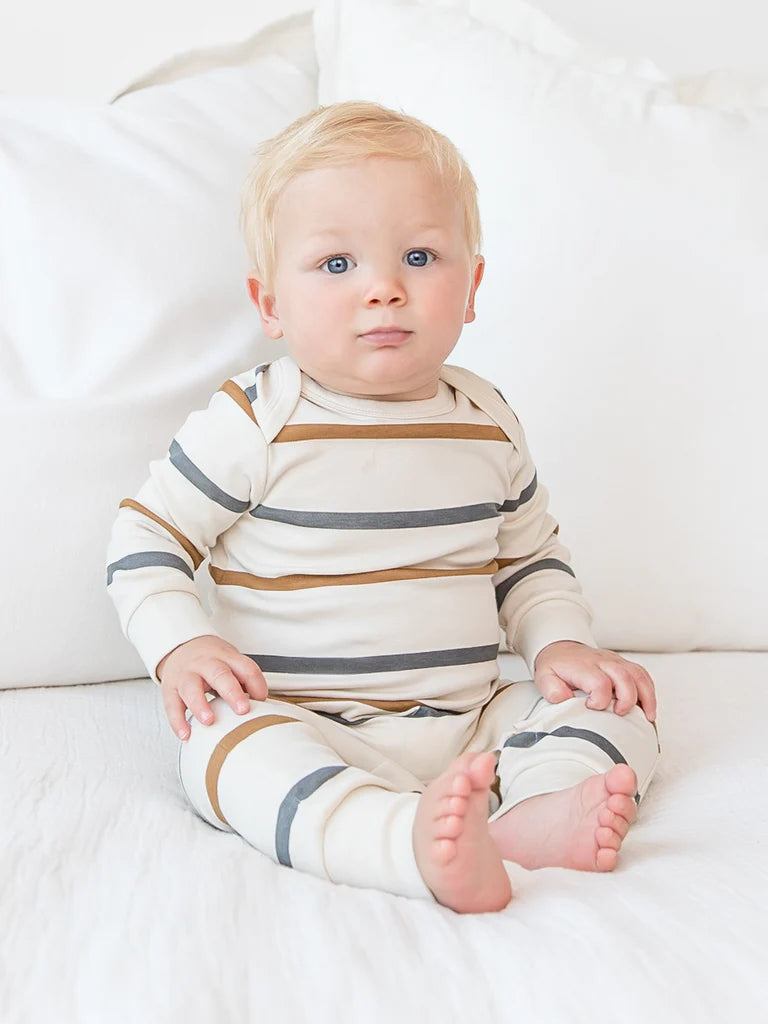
{"left": 206, "top": 662, "right": 251, "bottom": 715}
{"left": 233, "top": 656, "right": 268, "bottom": 702}
{"left": 162, "top": 686, "right": 193, "bottom": 741}
{"left": 581, "top": 670, "right": 614, "bottom": 711}
{"left": 179, "top": 676, "right": 216, "bottom": 726}
{"left": 602, "top": 664, "right": 638, "bottom": 716}
{"left": 535, "top": 668, "right": 573, "bottom": 704}
{"left": 633, "top": 666, "right": 657, "bottom": 722}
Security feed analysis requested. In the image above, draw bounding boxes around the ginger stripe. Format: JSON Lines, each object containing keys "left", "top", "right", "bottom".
{"left": 206, "top": 715, "right": 298, "bottom": 824}
{"left": 273, "top": 423, "right": 507, "bottom": 442}
{"left": 118, "top": 499, "right": 204, "bottom": 569}
{"left": 208, "top": 561, "right": 500, "bottom": 591}
{"left": 218, "top": 380, "right": 258, "bottom": 423}
{"left": 270, "top": 694, "right": 422, "bottom": 713}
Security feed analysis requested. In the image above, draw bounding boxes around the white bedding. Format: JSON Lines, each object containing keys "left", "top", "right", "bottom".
{"left": 3, "top": 651, "right": 766, "bottom": 1023}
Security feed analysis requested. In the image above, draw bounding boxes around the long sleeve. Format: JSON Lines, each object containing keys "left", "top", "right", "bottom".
{"left": 106, "top": 384, "right": 268, "bottom": 681}
{"left": 492, "top": 416, "right": 597, "bottom": 675}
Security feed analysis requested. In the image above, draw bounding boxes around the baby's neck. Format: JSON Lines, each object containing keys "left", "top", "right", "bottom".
{"left": 304, "top": 372, "right": 440, "bottom": 403}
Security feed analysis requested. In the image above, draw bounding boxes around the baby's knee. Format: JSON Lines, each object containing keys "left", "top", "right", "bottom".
{"left": 601, "top": 701, "right": 661, "bottom": 800}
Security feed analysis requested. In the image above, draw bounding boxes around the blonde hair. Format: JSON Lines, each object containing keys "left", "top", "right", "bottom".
{"left": 240, "top": 100, "right": 482, "bottom": 292}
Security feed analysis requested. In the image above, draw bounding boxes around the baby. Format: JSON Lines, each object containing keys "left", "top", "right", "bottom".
{"left": 107, "top": 100, "right": 660, "bottom": 913}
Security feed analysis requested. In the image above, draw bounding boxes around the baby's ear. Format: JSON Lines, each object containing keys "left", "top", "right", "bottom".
{"left": 246, "top": 276, "right": 283, "bottom": 339}
{"left": 464, "top": 255, "right": 485, "bottom": 324}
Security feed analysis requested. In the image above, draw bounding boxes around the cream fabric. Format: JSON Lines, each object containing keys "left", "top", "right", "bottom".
{"left": 177, "top": 679, "right": 659, "bottom": 899}
{"left": 107, "top": 357, "right": 596, "bottom": 687}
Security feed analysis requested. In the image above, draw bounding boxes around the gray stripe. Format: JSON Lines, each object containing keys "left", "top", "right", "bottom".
{"left": 499, "top": 472, "right": 537, "bottom": 513}
{"left": 107, "top": 551, "right": 193, "bottom": 585}
{"left": 307, "top": 705, "right": 461, "bottom": 727}
{"left": 249, "top": 503, "right": 501, "bottom": 529}
{"left": 503, "top": 726, "right": 641, "bottom": 805}
{"left": 169, "top": 440, "right": 249, "bottom": 513}
{"left": 246, "top": 644, "right": 499, "bottom": 676}
{"left": 503, "top": 726, "right": 625, "bottom": 764}
{"left": 275, "top": 765, "right": 347, "bottom": 867}
{"left": 495, "top": 558, "right": 576, "bottom": 610}
{"left": 405, "top": 705, "right": 463, "bottom": 719}
{"left": 244, "top": 362, "right": 269, "bottom": 403}
{"left": 301, "top": 710, "right": 380, "bottom": 728}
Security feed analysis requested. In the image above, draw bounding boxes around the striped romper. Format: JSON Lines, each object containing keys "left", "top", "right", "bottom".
{"left": 107, "top": 356, "right": 659, "bottom": 900}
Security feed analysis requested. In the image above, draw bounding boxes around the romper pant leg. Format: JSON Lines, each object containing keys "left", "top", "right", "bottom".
{"left": 467, "top": 680, "right": 661, "bottom": 822}
{"left": 177, "top": 696, "right": 433, "bottom": 900}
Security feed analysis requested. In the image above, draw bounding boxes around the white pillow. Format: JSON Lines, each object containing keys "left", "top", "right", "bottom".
{"left": 424, "top": 1, "right": 768, "bottom": 111}
{"left": 314, "top": 0, "right": 768, "bottom": 652}
{"left": 112, "top": 10, "right": 315, "bottom": 100}
{"left": 0, "top": 15, "right": 317, "bottom": 688}
{"left": 422, "top": 0, "right": 668, "bottom": 83}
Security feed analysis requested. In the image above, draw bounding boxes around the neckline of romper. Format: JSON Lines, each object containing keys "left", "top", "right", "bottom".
{"left": 300, "top": 372, "right": 457, "bottom": 421}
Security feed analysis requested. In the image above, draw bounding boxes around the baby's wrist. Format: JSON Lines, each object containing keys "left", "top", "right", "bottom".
{"left": 156, "top": 634, "right": 220, "bottom": 682}
{"left": 534, "top": 639, "right": 588, "bottom": 670}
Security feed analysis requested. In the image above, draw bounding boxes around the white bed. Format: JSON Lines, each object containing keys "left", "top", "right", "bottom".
{"left": 2, "top": 2, "right": 767, "bottom": 1021}
{"left": 2, "top": 653, "right": 767, "bottom": 1022}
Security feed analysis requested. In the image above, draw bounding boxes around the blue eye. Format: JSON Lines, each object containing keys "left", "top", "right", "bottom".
{"left": 322, "top": 256, "right": 354, "bottom": 274}
{"left": 406, "top": 250, "right": 434, "bottom": 267}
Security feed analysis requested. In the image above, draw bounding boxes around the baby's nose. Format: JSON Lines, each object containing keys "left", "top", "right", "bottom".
{"left": 364, "top": 275, "right": 407, "bottom": 305}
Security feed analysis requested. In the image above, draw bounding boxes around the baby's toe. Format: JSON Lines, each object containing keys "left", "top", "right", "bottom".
{"left": 598, "top": 807, "right": 630, "bottom": 838}
{"left": 607, "top": 792, "right": 637, "bottom": 823}
{"left": 595, "top": 846, "right": 618, "bottom": 872}
{"left": 445, "top": 770, "right": 473, "bottom": 800}
{"left": 437, "top": 793, "right": 468, "bottom": 819}
{"left": 596, "top": 826, "right": 622, "bottom": 851}
{"left": 435, "top": 814, "right": 464, "bottom": 841}
{"left": 427, "top": 765, "right": 472, "bottom": 807}
{"left": 605, "top": 763, "right": 637, "bottom": 796}
{"left": 466, "top": 751, "right": 498, "bottom": 789}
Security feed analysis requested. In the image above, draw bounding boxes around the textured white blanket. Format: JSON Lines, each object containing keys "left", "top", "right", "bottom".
{"left": 2, "top": 652, "right": 766, "bottom": 1023}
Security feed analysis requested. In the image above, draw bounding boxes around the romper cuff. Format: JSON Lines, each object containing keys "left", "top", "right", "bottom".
{"left": 126, "top": 591, "right": 222, "bottom": 683}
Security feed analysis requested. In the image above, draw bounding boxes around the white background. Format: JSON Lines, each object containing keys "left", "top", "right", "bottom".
{"left": 0, "top": 0, "right": 766, "bottom": 102}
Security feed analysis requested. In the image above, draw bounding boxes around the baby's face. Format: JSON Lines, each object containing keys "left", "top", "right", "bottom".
{"left": 249, "top": 157, "right": 483, "bottom": 401}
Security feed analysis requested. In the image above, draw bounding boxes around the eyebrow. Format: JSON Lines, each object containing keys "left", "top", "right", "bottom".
{"left": 305, "top": 225, "right": 449, "bottom": 244}
{"left": 305, "top": 231, "right": 344, "bottom": 242}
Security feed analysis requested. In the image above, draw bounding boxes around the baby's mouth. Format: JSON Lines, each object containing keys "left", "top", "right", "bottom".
{"left": 359, "top": 328, "right": 412, "bottom": 346}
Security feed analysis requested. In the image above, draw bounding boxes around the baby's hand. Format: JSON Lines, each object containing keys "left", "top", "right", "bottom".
{"left": 533, "top": 641, "right": 656, "bottom": 722}
{"left": 157, "top": 635, "right": 268, "bottom": 740}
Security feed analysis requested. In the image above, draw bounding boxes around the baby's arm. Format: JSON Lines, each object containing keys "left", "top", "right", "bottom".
{"left": 492, "top": 412, "right": 656, "bottom": 720}
{"left": 106, "top": 380, "right": 268, "bottom": 736}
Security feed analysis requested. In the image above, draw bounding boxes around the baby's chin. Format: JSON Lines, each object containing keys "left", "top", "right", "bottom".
{"left": 337, "top": 371, "right": 440, "bottom": 402}
{"left": 300, "top": 357, "right": 438, "bottom": 401}
{"left": 343, "top": 363, "right": 444, "bottom": 402}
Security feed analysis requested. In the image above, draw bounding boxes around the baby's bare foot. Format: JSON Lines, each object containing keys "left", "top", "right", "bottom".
{"left": 413, "top": 752, "right": 512, "bottom": 913}
{"left": 488, "top": 763, "right": 639, "bottom": 872}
